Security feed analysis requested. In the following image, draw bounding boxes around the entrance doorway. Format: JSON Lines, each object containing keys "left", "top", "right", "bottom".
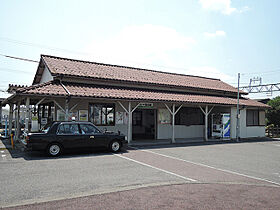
{"left": 132, "top": 109, "right": 156, "bottom": 140}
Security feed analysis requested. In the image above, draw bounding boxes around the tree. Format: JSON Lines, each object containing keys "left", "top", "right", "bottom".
{"left": 266, "top": 96, "right": 280, "bottom": 126}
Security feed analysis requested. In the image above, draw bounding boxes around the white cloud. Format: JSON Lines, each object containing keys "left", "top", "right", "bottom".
{"left": 83, "top": 24, "right": 195, "bottom": 69}
{"left": 239, "top": 6, "right": 251, "bottom": 13}
{"left": 82, "top": 25, "right": 233, "bottom": 83}
{"left": 204, "top": 30, "right": 226, "bottom": 38}
{"left": 199, "top": 0, "right": 237, "bottom": 15}
{"left": 187, "top": 66, "right": 234, "bottom": 82}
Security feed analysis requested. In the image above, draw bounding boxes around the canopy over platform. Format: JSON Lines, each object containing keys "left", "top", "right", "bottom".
{"left": 4, "top": 80, "right": 269, "bottom": 108}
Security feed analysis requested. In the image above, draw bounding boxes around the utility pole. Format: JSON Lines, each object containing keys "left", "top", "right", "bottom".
{"left": 236, "top": 73, "right": 240, "bottom": 141}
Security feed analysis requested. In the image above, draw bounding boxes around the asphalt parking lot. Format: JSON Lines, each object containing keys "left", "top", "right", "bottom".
{"left": 1, "top": 139, "right": 280, "bottom": 209}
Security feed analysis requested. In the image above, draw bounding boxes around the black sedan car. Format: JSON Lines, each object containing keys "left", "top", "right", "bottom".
{"left": 26, "top": 121, "right": 127, "bottom": 156}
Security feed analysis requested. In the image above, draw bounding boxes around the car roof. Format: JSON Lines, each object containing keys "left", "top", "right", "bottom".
{"left": 56, "top": 121, "right": 93, "bottom": 125}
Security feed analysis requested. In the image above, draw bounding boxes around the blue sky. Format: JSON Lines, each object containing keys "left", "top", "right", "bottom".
{"left": 0, "top": 0, "right": 280, "bottom": 99}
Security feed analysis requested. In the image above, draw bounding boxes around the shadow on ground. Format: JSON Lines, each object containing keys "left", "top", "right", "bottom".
{"left": 2, "top": 137, "right": 278, "bottom": 161}
{"left": 130, "top": 137, "right": 280, "bottom": 150}
{"left": 1, "top": 137, "right": 129, "bottom": 161}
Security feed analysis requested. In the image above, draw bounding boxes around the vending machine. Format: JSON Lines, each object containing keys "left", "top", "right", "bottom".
{"left": 211, "top": 113, "right": 231, "bottom": 139}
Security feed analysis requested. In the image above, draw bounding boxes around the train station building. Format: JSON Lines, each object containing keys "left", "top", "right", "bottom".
{"left": 3, "top": 55, "right": 269, "bottom": 143}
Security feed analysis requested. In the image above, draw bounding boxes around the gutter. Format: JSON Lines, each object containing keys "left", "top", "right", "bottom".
{"left": 59, "top": 79, "right": 71, "bottom": 96}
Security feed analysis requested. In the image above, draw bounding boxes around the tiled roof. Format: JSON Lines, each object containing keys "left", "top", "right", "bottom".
{"left": 41, "top": 55, "right": 241, "bottom": 94}
{"left": 7, "top": 84, "right": 28, "bottom": 94}
{"left": 17, "top": 81, "right": 269, "bottom": 108}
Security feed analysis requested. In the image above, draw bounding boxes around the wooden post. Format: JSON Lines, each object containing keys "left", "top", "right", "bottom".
{"left": 164, "top": 103, "right": 183, "bottom": 144}
{"left": 205, "top": 105, "right": 208, "bottom": 141}
{"left": 199, "top": 105, "right": 214, "bottom": 141}
{"left": 8, "top": 104, "right": 13, "bottom": 136}
{"left": 25, "top": 97, "right": 30, "bottom": 133}
{"left": 65, "top": 99, "right": 69, "bottom": 121}
{"left": 128, "top": 102, "right": 132, "bottom": 143}
{"left": 0, "top": 104, "right": 2, "bottom": 127}
{"left": 16, "top": 102, "right": 21, "bottom": 141}
{"left": 118, "top": 101, "right": 140, "bottom": 143}
{"left": 172, "top": 104, "right": 175, "bottom": 143}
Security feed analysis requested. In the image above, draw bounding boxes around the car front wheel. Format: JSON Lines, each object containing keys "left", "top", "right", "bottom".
{"left": 47, "top": 143, "right": 62, "bottom": 157}
{"left": 109, "top": 140, "right": 121, "bottom": 153}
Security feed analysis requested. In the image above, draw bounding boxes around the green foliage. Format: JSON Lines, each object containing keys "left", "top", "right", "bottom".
{"left": 266, "top": 96, "right": 280, "bottom": 126}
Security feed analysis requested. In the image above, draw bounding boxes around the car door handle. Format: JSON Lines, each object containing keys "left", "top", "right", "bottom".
{"left": 90, "top": 136, "right": 95, "bottom": 139}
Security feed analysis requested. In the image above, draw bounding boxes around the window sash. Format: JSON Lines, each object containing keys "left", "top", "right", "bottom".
{"left": 246, "top": 110, "right": 259, "bottom": 126}
{"left": 90, "top": 104, "right": 115, "bottom": 126}
{"left": 175, "top": 107, "right": 204, "bottom": 126}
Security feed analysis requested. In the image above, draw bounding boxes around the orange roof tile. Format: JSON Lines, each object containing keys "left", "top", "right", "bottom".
{"left": 17, "top": 81, "right": 269, "bottom": 108}
{"left": 41, "top": 55, "right": 241, "bottom": 94}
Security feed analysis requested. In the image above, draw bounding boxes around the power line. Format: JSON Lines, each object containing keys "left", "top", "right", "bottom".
{"left": 1, "top": 37, "right": 280, "bottom": 78}
{"left": 241, "top": 68, "right": 280, "bottom": 76}
{"left": 0, "top": 37, "right": 89, "bottom": 55}
{"left": 0, "top": 53, "right": 38, "bottom": 63}
{"left": 0, "top": 67, "right": 34, "bottom": 74}
{"left": 1, "top": 36, "right": 280, "bottom": 82}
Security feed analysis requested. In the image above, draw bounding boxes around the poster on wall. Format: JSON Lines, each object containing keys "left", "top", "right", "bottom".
{"left": 57, "top": 110, "right": 65, "bottom": 121}
{"left": 158, "top": 108, "right": 171, "bottom": 124}
{"left": 116, "top": 111, "right": 124, "bottom": 124}
{"left": 79, "top": 110, "right": 88, "bottom": 121}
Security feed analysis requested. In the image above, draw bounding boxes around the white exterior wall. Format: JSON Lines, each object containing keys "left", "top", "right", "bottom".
{"left": 230, "top": 107, "right": 265, "bottom": 138}
{"left": 246, "top": 127, "right": 265, "bottom": 137}
{"left": 52, "top": 99, "right": 204, "bottom": 140}
{"left": 53, "top": 98, "right": 129, "bottom": 136}
{"left": 40, "top": 67, "right": 53, "bottom": 84}
{"left": 157, "top": 124, "right": 204, "bottom": 139}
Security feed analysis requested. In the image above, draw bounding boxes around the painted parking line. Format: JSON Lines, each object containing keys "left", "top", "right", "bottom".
{"left": 114, "top": 154, "right": 197, "bottom": 182}
{"left": 1, "top": 154, "right": 7, "bottom": 160}
{"left": 132, "top": 147, "right": 280, "bottom": 187}
{"left": 117, "top": 148, "right": 272, "bottom": 185}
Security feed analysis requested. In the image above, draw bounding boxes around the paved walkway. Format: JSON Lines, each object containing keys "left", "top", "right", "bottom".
{"left": 4, "top": 183, "right": 280, "bottom": 210}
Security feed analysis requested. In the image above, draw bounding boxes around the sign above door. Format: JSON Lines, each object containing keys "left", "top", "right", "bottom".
{"left": 138, "top": 103, "right": 154, "bottom": 109}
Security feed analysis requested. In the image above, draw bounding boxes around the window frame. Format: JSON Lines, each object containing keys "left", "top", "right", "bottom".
{"left": 56, "top": 123, "right": 81, "bottom": 135}
{"left": 79, "top": 123, "right": 101, "bottom": 134}
{"left": 175, "top": 107, "right": 204, "bottom": 126}
{"left": 246, "top": 109, "right": 260, "bottom": 126}
{"left": 89, "top": 103, "right": 116, "bottom": 126}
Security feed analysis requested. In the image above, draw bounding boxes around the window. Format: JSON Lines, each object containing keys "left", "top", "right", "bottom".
{"left": 89, "top": 104, "right": 115, "bottom": 126}
{"left": 80, "top": 124, "right": 100, "bottom": 134}
{"left": 57, "top": 124, "right": 80, "bottom": 135}
{"left": 246, "top": 110, "right": 259, "bottom": 126}
{"left": 175, "top": 107, "right": 204, "bottom": 126}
